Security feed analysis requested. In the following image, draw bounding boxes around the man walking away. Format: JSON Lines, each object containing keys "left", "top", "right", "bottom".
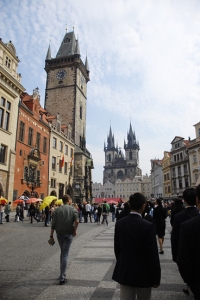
{"left": 171, "top": 188, "right": 198, "bottom": 263}
{"left": 177, "top": 184, "right": 200, "bottom": 300}
{"left": 50, "top": 194, "right": 79, "bottom": 285}
{"left": 112, "top": 193, "right": 161, "bottom": 300}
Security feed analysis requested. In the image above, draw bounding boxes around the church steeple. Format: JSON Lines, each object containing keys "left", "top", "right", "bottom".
{"left": 46, "top": 44, "right": 51, "bottom": 60}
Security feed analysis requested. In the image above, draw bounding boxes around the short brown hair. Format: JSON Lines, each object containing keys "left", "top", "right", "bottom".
{"left": 62, "top": 194, "right": 71, "bottom": 204}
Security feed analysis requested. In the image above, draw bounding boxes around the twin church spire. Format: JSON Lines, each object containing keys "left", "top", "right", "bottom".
{"left": 104, "top": 123, "right": 139, "bottom": 151}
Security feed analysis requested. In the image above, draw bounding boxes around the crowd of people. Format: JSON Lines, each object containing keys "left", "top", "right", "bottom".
{"left": 1, "top": 187, "right": 200, "bottom": 299}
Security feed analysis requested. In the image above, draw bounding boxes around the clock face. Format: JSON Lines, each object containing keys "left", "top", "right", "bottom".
{"left": 75, "top": 184, "right": 80, "bottom": 190}
{"left": 56, "top": 70, "right": 66, "bottom": 80}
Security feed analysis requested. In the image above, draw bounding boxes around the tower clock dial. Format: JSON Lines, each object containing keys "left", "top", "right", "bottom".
{"left": 56, "top": 70, "right": 66, "bottom": 80}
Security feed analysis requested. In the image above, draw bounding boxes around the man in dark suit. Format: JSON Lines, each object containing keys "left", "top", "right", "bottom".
{"left": 177, "top": 184, "right": 200, "bottom": 300}
{"left": 112, "top": 193, "right": 161, "bottom": 300}
{"left": 171, "top": 188, "right": 198, "bottom": 263}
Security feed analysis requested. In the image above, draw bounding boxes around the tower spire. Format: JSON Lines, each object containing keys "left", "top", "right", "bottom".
{"left": 46, "top": 42, "right": 51, "bottom": 60}
{"left": 85, "top": 55, "right": 90, "bottom": 72}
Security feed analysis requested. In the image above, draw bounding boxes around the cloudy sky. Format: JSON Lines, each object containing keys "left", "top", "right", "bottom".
{"left": 1, "top": 0, "right": 200, "bottom": 183}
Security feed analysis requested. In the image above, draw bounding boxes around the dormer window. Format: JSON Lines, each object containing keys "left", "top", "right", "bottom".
{"left": 198, "top": 128, "right": 200, "bottom": 137}
{"left": 5, "top": 56, "right": 11, "bottom": 68}
{"left": 64, "top": 38, "right": 70, "bottom": 43}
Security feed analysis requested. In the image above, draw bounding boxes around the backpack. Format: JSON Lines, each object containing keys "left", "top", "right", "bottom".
{"left": 102, "top": 204, "right": 108, "bottom": 213}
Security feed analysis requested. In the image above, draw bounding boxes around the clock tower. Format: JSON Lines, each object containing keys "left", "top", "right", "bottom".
{"left": 44, "top": 30, "right": 93, "bottom": 202}
{"left": 44, "top": 30, "right": 89, "bottom": 147}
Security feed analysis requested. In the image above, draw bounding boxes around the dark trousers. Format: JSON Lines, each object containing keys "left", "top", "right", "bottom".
{"left": 5, "top": 215, "right": 9, "bottom": 222}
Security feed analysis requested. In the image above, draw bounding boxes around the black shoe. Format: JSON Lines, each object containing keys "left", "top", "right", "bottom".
{"left": 60, "top": 278, "right": 67, "bottom": 285}
{"left": 159, "top": 251, "right": 164, "bottom": 254}
{"left": 183, "top": 289, "right": 189, "bottom": 295}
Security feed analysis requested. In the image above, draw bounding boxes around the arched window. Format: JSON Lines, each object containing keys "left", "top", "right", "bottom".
{"left": 108, "top": 154, "right": 111, "bottom": 162}
{"left": 129, "top": 151, "right": 132, "bottom": 160}
{"left": 117, "top": 170, "right": 123, "bottom": 179}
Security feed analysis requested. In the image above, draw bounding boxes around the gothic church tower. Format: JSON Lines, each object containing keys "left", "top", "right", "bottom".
{"left": 103, "top": 124, "right": 141, "bottom": 185}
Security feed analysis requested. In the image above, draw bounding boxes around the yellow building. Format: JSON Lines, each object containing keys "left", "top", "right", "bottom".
{"left": 162, "top": 151, "right": 172, "bottom": 198}
{"left": 0, "top": 39, "right": 25, "bottom": 200}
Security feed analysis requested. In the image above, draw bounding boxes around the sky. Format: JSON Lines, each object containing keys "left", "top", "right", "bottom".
{"left": 1, "top": 0, "right": 200, "bottom": 183}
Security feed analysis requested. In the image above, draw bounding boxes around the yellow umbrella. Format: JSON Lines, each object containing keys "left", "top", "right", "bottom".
{"left": 39, "top": 196, "right": 57, "bottom": 211}
{"left": 55, "top": 199, "right": 63, "bottom": 205}
{"left": 0, "top": 197, "right": 8, "bottom": 205}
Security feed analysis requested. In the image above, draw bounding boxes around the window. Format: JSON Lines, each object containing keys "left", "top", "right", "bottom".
{"left": 59, "top": 141, "right": 63, "bottom": 152}
{"left": 129, "top": 152, "right": 132, "bottom": 160}
{"left": 177, "top": 154, "right": 179, "bottom": 161}
{"left": 174, "top": 155, "right": 176, "bottom": 162}
{"left": 36, "top": 132, "right": 41, "bottom": 150}
{"left": 19, "top": 121, "right": 25, "bottom": 142}
{"left": 51, "top": 178, "right": 56, "bottom": 188}
{"left": 52, "top": 157, "right": 56, "bottom": 170}
{"left": 37, "top": 170, "right": 40, "bottom": 181}
{"left": 0, "top": 144, "right": 7, "bottom": 163}
{"left": 184, "top": 165, "right": 187, "bottom": 173}
{"left": 179, "top": 179, "right": 182, "bottom": 189}
{"left": 64, "top": 162, "right": 68, "bottom": 174}
{"left": 80, "top": 106, "right": 82, "bottom": 119}
{"left": 0, "top": 97, "right": 11, "bottom": 131}
{"left": 70, "top": 148, "right": 73, "bottom": 158}
{"left": 28, "top": 127, "right": 33, "bottom": 146}
{"left": 43, "top": 137, "right": 47, "bottom": 153}
{"left": 175, "top": 143, "right": 180, "bottom": 149}
{"left": 178, "top": 166, "right": 181, "bottom": 175}
{"left": 180, "top": 152, "right": 183, "bottom": 159}
{"left": 185, "top": 178, "right": 189, "bottom": 187}
{"left": 5, "top": 56, "right": 11, "bottom": 68}
{"left": 53, "top": 137, "right": 57, "bottom": 149}
{"left": 64, "top": 38, "right": 70, "bottom": 43}
{"left": 193, "top": 154, "right": 197, "bottom": 163}
{"left": 65, "top": 145, "right": 68, "bottom": 155}
{"left": 195, "top": 173, "right": 199, "bottom": 182}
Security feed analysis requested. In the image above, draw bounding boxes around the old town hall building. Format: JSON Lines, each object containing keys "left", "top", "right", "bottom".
{"left": 44, "top": 30, "right": 94, "bottom": 202}
{"left": 103, "top": 124, "right": 142, "bottom": 185}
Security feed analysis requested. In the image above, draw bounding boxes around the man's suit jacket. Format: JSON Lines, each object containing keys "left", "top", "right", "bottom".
{"left": 112, "top": 213, "right": 161, "bottom": 288}
{"left": 177, "top": 214, "right": 200, "bottom": 297}
{"left": 171, "top": 207, "right": 199, "bottom": 262}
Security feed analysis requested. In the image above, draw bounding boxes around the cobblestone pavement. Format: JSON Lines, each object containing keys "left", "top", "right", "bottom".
{"left": 0, "top": 213, "right": 189, "bottom": 300}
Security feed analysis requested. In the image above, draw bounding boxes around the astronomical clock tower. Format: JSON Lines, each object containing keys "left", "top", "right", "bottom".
{"left": 44, "top": 30, "right": 94, "bottom": 202}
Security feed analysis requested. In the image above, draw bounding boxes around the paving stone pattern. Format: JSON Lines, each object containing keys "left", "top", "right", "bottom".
{"left": 0, "top": 213, "right": 189, "bottom": 299}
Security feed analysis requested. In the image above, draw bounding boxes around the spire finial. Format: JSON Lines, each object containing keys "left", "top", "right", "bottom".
{"left": 73, "top": 22, "right": 74, "bottom": 31}
{"left": 66, "top": 24, "right": 67, "bottom": 32}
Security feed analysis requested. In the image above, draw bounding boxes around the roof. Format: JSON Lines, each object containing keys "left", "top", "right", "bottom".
{"left": 56, "top": 31, "right": 78, "bottom": 58}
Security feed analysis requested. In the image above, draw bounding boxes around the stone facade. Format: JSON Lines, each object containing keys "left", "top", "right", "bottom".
{"left": 170, "top": 136, "right": 190, "bottom": 197}
{"left": 188, "top": 122, "right": 200, "bottom": 187}
{"left": 0, "top": 39, "right": 25, "bottom": 200}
